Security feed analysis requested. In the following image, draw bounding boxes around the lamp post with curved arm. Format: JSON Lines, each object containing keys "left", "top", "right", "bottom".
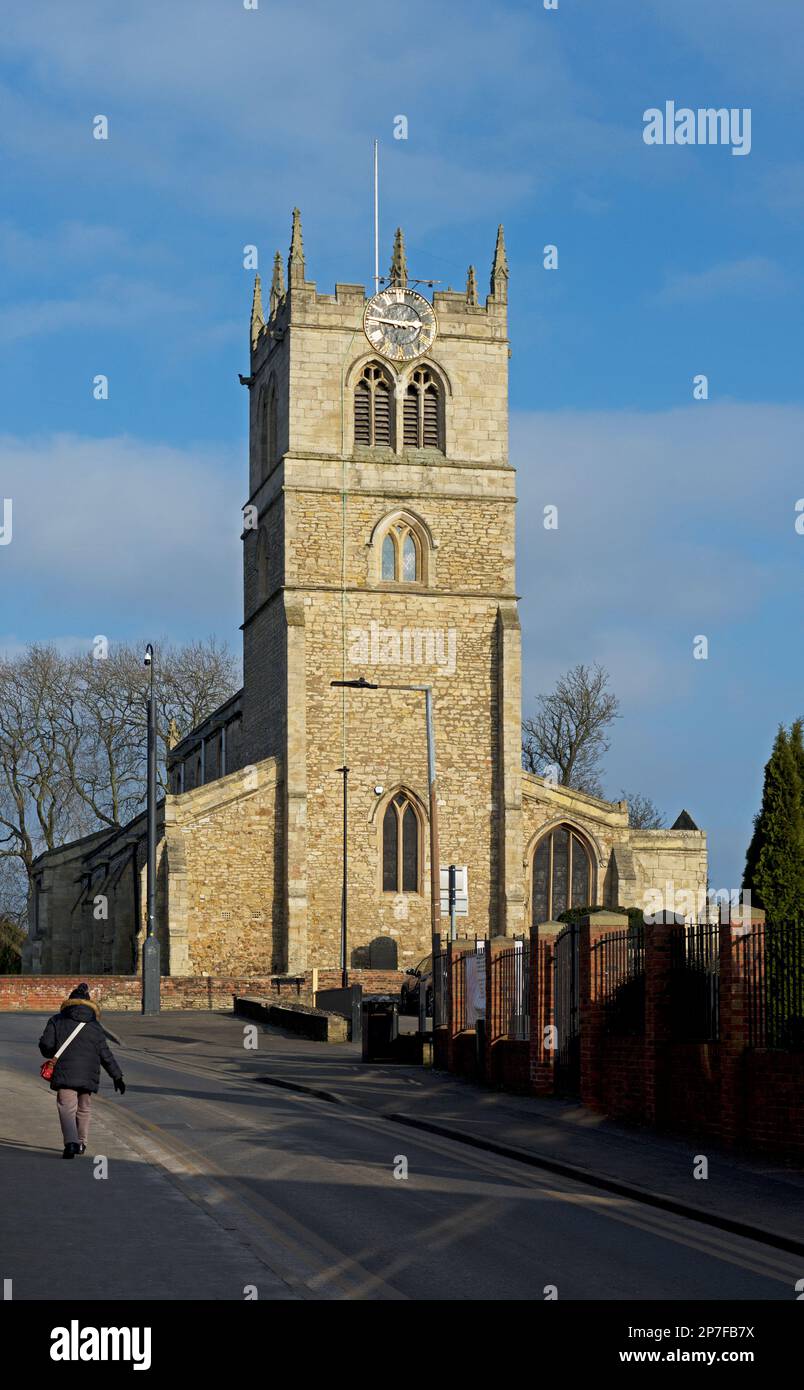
{"left": 142, "top": 644, "right": 160, "bottom": 1015}
{"left": 330, "top": 677, "right": 442, "bottom": 980}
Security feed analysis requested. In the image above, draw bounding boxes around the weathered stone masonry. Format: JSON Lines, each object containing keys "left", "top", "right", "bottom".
{"left": 24, "top": 213, "right": 707, "bottom": 977}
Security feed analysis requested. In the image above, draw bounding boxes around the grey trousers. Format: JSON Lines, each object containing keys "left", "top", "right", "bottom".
{"left": 56, "top": 1088, "right": 92, "bottom": 1146}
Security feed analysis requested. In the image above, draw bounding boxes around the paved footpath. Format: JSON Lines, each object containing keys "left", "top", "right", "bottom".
{"left": 2, "top": 1010, "right": 803, "bottom": 1301}
{"left": 1, "top": 1023, "right": 299, "bottom": 1301}
{"left": 243, "top": 1022, "right": 804, "bottom": 1248}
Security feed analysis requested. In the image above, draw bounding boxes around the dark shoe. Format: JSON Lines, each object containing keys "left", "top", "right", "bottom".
{"left": 77, "top": 1143, "right": 86, "bottom": 1156}
{"left": 62, "top": 1143, "right": 80, "bottom": 1160}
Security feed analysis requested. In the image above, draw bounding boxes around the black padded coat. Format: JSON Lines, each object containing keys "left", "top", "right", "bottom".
{"left": 38, "top": 1000, "right": 123, "bottom": 1093}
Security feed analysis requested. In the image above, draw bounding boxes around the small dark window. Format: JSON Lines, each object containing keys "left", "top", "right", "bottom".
{"left": 382, "top": 801, "right": 398, "bottom": 891}
{"left": 259, "top": 380, "right": 277, "bottom": 479}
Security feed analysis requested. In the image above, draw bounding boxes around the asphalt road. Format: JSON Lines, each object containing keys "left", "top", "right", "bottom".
{"left": 1, "top": 1012, "right": 801, "bottom": 1301}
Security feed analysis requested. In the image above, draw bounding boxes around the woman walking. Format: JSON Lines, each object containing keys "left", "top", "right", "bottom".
{"left": 38, "top": 983, "right": 125, "bottom": 1159}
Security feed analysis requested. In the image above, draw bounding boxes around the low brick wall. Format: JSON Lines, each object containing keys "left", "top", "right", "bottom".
{"left": 487, "top": 1038, "right": 530, "bottom": 1094}
{"left": 743, "top": 1050, "right": 804, "bottom": 1164}
{"left": 450, "top": 1029, "right": 481, "bottom": 1079}
{"left": 663, "top": 1042, "right": 723, "bottom": 1141}
{"left": 0, "top": 969, "right": 405, "bottom": 1012}
{"left": 585, "top": 1033, "right": 646, "bottom": 1125}
{"left": 233, "top": 996, "right": 349, "bottom": 1043}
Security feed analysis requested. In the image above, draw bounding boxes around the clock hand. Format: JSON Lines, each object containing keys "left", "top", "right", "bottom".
{"left": 370, "top": 315, "right": 422, "bottom": 330}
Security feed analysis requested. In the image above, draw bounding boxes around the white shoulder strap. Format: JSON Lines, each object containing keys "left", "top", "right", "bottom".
{"left": 54, "top": 1021, "right": 86, "bottom": 1059}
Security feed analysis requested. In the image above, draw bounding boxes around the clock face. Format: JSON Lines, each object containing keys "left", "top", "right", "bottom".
{"left": 363, "top": 287, "right": 437, "bottom": 362}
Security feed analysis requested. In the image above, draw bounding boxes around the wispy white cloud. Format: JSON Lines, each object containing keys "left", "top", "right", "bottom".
{"left": 642, "top": 0, "right": 804, "bottom": 94}
{"left": 0, "top": 432, "right": 242, "bottom": 639}
{"left": 513, "top": 401, "right": 804, "bottom": 705}
{"left": 651, "top": 256, "right": 792, "bottom": 305}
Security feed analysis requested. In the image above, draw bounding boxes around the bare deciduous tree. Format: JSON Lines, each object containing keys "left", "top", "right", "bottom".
{"left": 621, "top": 790, "right": 665, "bottom": 830}
{"left": 522, "top": 663, "right": 620, "bottom": 797}
{"left": 0, "top": 638, "right": 239, "bottom": 922}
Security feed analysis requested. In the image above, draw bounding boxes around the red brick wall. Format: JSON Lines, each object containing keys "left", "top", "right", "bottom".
{"left": 488, "top": 1038, "right": 530, "bottom": 1093}
{"left": 436, "top": 919, "right": 804, "bottom": 1167}
{"left": 664, "top": 1042, "right": 723, "bottom": 1142}
{"left": 0, "top": 969, "right": 404, "bottom": 1012}
{"left": 587, "top": 1034, "right": 646, "bottom": 1123}
{"left": 450, "top": 1029, "right": 481, "bottom": 1079}
{"left": 742, "top": 1050, "right": 804, "bottom": 1164}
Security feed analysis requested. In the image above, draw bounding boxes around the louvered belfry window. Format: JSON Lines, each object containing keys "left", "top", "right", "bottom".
{"left": 403, "top": 367, "right": 442, "bottom": 450}
{"left": 355, "top": 364, "right": 392, "bottom": 447}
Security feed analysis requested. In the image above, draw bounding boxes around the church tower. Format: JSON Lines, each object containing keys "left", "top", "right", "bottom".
{"left": 240, "top": 212, "right": 525, "bottom": 972}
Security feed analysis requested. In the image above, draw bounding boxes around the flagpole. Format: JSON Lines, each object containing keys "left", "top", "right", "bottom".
{"left": 373, "top": 138, "right": 379, "bottom": 292}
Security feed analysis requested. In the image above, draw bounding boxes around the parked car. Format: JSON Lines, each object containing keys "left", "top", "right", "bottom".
{"left": 400, "top": 955, "right": 433, "bottom": 1016}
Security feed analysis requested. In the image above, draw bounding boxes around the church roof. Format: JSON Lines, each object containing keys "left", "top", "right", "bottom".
{"left": 671, "top": 809, "right": 699, "bottom": 830}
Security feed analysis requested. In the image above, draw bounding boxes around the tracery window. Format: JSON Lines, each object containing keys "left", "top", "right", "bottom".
{"left": 382, "top": 792, "right": 421, "bottom": 893}
{"left": 380, "top": 519, "right": 421, "bottom": 583}
{"left": 354, "top": 363, "right": 393, "bottom": 447}
{"left": 403, "top": 367, "right": 442, "bottom": 450}
{"left": 531, "top": 825, "right": 593, "bottom": 923}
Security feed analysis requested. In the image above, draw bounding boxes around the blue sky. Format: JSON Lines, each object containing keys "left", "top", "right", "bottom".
{"left": 1, "top": 0, "right": 803, "bottom": 890}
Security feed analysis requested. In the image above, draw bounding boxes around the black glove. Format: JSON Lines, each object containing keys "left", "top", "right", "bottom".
{"left": 114, "top": 1076, "right": 126, "bottom": 1095}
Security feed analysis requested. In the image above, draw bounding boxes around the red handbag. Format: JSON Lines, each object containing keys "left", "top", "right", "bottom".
{"left": 40, "top": 1021, "right": 86, "bottom": 1081}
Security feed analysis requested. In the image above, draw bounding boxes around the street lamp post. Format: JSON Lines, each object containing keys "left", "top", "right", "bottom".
{"left": 142, "top": 644, "right": 160, "bottom": 1016}
{"left": 331, "top": 675, "right": 442, "bottom": 969}
{"left": 336, "top": 764, "right": 349, "bottom": 987}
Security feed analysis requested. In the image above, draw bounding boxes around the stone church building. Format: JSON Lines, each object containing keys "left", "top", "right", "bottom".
{"left": 24, "top": 214, "right": 707, "bottom": 977}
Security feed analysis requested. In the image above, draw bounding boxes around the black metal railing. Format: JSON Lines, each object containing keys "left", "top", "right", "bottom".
{"left": 670, "top": 921, "right": 720, "bottom": 1042}
{"left": 742, "top": 923, "right": 804, "bottom": 1049}
{"left": 555, "top": 923, "right": 581, "bottom": 1092}
{"left": 433, "top": 950, "right": 448, "bottom": 1030}
{"left": 489, "top": 940, "right": 531, "bottom": 1042}
{"left": 592, "top": 926, "right": 645, "bottom": 1035}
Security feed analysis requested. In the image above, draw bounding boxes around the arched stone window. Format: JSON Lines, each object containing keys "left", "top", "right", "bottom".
{"left": 531, "top": 824, "right": 594, "bottom": 923}
{"left": 382, "top": 791, "right": 422, "bottom": 894}
{"left": 354, "top": 363, "right": 393, "bottom": 447}
{"left": 403, "top": 366, "right": 443, "bottom": 450}
{"left": 381, "top": 519, "right": 421, "bottom": 583}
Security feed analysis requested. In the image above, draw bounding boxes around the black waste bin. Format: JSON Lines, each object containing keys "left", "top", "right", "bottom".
{"left": 361, "top": 997, "right": 399, "bottom": 1062}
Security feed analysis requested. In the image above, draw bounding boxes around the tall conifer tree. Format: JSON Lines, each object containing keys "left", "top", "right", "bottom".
{"left": 789, "top": 718, "right": 804, "bottom": 804}
{"left": 747, "top": 726, "right": 804, "bottom": 923}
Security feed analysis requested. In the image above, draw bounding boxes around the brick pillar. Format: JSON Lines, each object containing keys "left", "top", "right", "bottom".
{"left": 529, "top": 921, "right": 561, "bottom": 1096}
{"left": 718, "top": 915, "right": 757, "bottom": 1149}
{"left": 644, "top": 914, "right": 680, "bottom": 1129}
{"left": 579, "top": 911, "right": 629, "bottom": 1110}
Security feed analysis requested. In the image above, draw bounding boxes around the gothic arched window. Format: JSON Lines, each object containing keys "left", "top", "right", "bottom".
{"left": 382, "top": 792, "right": 421, "bottom": 894}
{"left": 403, "top": 367, "right": 443, "bottom": 450}
{"left": 380, "top": 519, "right": 421, "bottom": 583}
{"left": 531, "top": 824, "right": 594, "bottom": 923}
{"left": 355, "top": 363, "right": 393, "bottom": 447}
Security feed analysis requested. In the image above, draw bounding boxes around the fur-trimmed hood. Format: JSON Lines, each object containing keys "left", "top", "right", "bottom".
{"left": 60, "top": 997, "right": 100, "bottom": 1017}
